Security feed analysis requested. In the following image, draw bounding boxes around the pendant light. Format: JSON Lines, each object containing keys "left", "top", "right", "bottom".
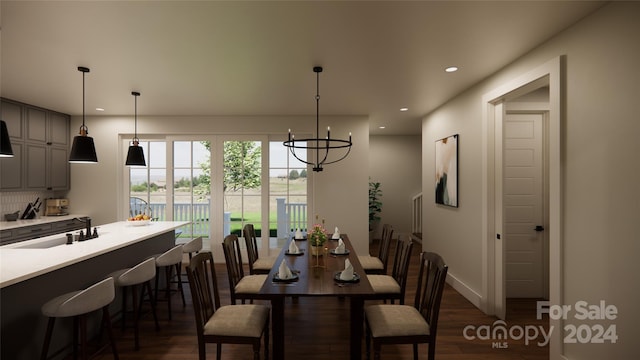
{"left": 283, "top": 66, "right": 352, "bottom": 172}
{"left": 69, "top": 66, "right": 98, "bottom": 163}
{"left": 125, "top": 91, "right": 146, "bottom": 166}
{"left": 0, "top": 120, "right": 14, "bottom": 157}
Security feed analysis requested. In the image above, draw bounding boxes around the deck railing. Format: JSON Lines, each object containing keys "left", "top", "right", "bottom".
{"left": 133, "top": 197, "right": 306, "bottom": 240}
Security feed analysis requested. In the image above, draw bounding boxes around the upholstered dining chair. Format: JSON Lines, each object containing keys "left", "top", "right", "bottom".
{"left": 242, "top": 224, "right": 276, "bottom": 275}
{"left": 186, "top": 251, "right": 270, "bottom": 360}
{"left": 365, "top": 251, "right": 448, "bottom": 360}
{"left": 359, "top": 224, "right": 394, "bottom": 274}
{"left": 221, "top": 234, "right": 268, "bottom": 304}
{"left": 367, "top": 233, "right": 414, "bottom": 304}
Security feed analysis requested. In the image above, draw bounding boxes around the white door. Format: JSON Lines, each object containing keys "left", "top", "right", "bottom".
{"left": 504, "top": 112, "right": 546, "bottom": 298}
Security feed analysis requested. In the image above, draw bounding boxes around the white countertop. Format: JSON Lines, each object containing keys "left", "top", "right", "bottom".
{"left": 0, "top": 214, "right": 88, "bottom": 231}
{"left": 0, "top": 220, "right": 189, "bottom": 288}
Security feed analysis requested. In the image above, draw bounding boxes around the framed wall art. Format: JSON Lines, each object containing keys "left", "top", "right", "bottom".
{"left": 435, "top": 134, "right": 458, "bottom": 207}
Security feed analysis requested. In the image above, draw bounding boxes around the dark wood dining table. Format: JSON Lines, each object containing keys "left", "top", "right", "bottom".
{"left": 257, "top": 234, "right": 374, "bottom": 360}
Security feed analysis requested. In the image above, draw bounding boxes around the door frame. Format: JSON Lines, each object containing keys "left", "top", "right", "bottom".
{"left": 481, "top": 56, "right": 563, "bottom": 358}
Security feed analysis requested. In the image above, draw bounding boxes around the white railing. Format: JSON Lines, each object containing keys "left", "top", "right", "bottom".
{"left": 412, "top": 193, "right": 422, "bottom": 236}
{"left": 276, "top": 198, "right": 307, "bottom": 238}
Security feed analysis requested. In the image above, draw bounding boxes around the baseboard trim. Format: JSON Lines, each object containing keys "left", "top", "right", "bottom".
{"left": 446, "top": 272, "right": 483, "bottom": 310}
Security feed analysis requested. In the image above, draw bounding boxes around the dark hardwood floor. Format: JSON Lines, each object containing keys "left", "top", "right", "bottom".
{"left": 86, "top": 239, "right": 548, "bottom": 360}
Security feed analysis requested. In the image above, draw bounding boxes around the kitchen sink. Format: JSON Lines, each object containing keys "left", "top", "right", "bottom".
{"left": 4, "top": 233, "right": 106, "bottom": 249}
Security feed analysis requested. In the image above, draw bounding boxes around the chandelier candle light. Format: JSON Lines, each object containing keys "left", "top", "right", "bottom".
{"left": 283, "top": 66, "right": 352, "bottom": 172}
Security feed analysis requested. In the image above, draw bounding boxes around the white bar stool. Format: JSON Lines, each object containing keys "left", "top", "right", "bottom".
{"left": 153, "top": 244, "right": 186, "bottom": 320}
{"left": 182, "top": 236, "right": 203, "bottom": 262}
{"left": 109, "top": 258, "right": 159, "bottom": 351}
{"left": 40, "top": 277, "right": 118, "bottom": 360}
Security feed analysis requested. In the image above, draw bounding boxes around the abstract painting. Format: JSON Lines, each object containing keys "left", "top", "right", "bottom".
{"left": 435, "top": 134, "right": 458, "bottom": 207}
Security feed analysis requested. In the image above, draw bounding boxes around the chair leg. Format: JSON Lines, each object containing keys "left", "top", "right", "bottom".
{"left": 413, "top": 343, "right": 419, "bottom": 360}
{"left": 102, "top": 306, "right": 119, "bottom": 360}
{"left": 216, "top": 343, "right": 222, "bottom": 360}
{"left": 40, "top": 317, "right": 56, "bottom": 360}
{"left": 264, "top": 316, "right": 270, "bottom": 360}
{"left": 374, "top": 343, "right": 382, "bottom": 360}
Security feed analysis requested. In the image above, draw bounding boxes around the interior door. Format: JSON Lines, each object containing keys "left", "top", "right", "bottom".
{"left": 504, "top": 112, "right": 546, "bottom": 298}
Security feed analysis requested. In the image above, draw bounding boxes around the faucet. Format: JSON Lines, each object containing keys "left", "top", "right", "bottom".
{"left": 73, "top": 217, "right": 98, "bottom": 240}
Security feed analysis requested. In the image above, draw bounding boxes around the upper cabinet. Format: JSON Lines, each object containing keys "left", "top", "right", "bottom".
{"left": 0, "top": 98, "right": 70, "bottom": 191}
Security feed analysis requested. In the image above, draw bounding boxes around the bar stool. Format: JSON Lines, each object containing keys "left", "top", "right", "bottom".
{"left": 182, "top": 236, "right": 203, "bottom": 262}
{"left": 109, "top": 258, "right": 159, "bottom": 351}
{"left": 154, "top": 245, "right": 186, "bottom": 320}
{"left": 40, "top": 277, "right": 118, "bottom": 360}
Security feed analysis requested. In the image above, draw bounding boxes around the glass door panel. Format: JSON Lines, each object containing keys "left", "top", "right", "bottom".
{"left": 173, "top": 141, "right": 210, "bottom": 246}
{"left": 223, "top": 140, "right": 262, "bottom": 249}
{"left": 128, "top": 141, "right": 167, "bottom": 221}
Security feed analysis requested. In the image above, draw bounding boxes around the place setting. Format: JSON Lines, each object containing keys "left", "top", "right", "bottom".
{"left": 329, "top": 238, "right": 350, "bottom": 256}
{"left": 272, "top": 259, "right": 299, "bottom": 283}
{"left": 285, "top": 239, "right": 304, "bottom": 256}
{"left": 292, "top": 228, "right": 307, "bottom": 241}
{"left": 334, "top": 259, "right": 360, "bottom": 285}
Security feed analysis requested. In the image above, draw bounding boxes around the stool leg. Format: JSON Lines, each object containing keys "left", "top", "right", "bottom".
{"left": 132, "top": 284, "right": 140, "bottom": 351}
{"left": 79, "top": 314, "right": 88, "bottom": 360}
{"left": 165, "top": 266, "right": 173, "bottom": 320}
{"left": 40, "top": 317, "right": 56, "bottom": 360}
{"left": 176, "top": 263, "right": 186, "bottom": 307}
{"left": 102, "top": 306, "right": 119, "bottom": 360}
{"left": 145, "top": 280, "right": 160, "bottom": 330}
{"left": 73, "top": 316, "right": 79, "bottom": 359}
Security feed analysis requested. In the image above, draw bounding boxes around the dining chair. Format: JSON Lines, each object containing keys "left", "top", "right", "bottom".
{"left": 365, "top": 251, "right": 448, "bottom": 360}
{"left": 221, "top": 234, "right": 268, "bottom": 304}
{"left": 242, "top": 224, "right": 276, "bottom": 275}
{"left": 359, "top": 224, "right": 394, "bottom": 274}
{"left": 367, "top": 233, "right": 414, "bottom": 304}
{"left": 186, "top": 251, "right": 270, "bottom": 360}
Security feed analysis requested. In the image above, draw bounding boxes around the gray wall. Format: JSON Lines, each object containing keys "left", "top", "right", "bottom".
{"left": 369, "top": 135, "right": 421, "bottom": 239}
{"left": 421, "top": 2, "right": 639, "bottom": 359}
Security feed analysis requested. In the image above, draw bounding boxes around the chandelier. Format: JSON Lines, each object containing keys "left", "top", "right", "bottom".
{"left": 283, "top": 66, "right": 352, "bottom": 172}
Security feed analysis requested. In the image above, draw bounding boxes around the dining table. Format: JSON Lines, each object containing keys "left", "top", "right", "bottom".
{"left": 257, "top": 234, "right": 374, "bottom": 360}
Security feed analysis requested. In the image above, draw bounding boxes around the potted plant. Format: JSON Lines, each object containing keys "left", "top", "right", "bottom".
{"left": 369, "top": 179, "right": 383, "bottom": 240}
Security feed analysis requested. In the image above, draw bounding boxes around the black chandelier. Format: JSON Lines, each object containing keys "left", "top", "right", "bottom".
{"left": 283, "top": 66, "right": 352, "bottom": 172}
{"left": 69, "top": 66, "right": 98, "bottom": 163}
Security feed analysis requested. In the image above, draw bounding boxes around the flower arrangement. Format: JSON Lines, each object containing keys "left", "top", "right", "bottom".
{"left": 309, "top": 223, "right": 328, "bottom": 247}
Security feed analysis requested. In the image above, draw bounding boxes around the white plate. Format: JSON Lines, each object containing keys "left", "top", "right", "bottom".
{"left": 126, "top": 219, "right": 151, "bottom": 226}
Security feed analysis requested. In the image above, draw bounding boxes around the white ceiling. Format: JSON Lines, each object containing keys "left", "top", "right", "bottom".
{"left": 1, "top": 1, "right": 604, "bottom": 135}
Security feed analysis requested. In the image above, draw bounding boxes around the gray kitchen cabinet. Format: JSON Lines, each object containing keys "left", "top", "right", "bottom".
{"left": 0, "top": 98, "right": 70, "bottom": 191}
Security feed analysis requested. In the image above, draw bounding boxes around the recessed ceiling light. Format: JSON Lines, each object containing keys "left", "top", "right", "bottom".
{"left": 95, "top": 107, "right": 105, "bottom": 112}
{"left": 379, "top": 126, "right": 386, "bottom": 129}
{"left": 445, "top": 66, "right": 458, "bottom": 73}
{"left": 400, "top": 107, "right": 408, "bottom": 112}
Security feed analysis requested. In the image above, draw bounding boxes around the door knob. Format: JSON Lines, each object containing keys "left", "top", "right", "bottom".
{"left": 534, "top": 225, "right": 545, "bottom": 232}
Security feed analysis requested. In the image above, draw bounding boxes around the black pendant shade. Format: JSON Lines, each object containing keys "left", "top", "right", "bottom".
{"left": 69, "top": 134, "right": 98, "bottom": 163}
{"left": 69, "top": 66, "right": 98, "bottom": 163}
{"left": 0, "top": 120, "right": 14, "bottom": 157}
{"left": 125, "top": 91, "right": 146, "bottom": 166}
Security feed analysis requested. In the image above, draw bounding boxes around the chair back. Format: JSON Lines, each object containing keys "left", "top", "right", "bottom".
{"left": 186, "top": 251, "right": 221, "bottom": 338}
{"left": 221, "top": 234, "right": 245, "bottom": 301}
{"left": 182, "top": 236, "right": 203, "bottom": 254}
{"left": 415, "top": 252, "right": 448, "bottom": 342}
{"left": 155, "top": 244, "right": 183, "bottom": 267}
{"left": 242, "top": 224, "right": 259, "bottom": 273}
{"left": 377, "top": 224, "right": 394, "bottom": 273}
{"left": 116, "top": 257, "right": 156, "bottom": 286}
{"left": 389, "top": 234, "right": 414, "bottom": 302}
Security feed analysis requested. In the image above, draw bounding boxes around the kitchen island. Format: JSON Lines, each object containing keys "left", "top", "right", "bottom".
{"left": 0, "top": 220, "right": 189, "bottom": 360}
